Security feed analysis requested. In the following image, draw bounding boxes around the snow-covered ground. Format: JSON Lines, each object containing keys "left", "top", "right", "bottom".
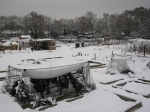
{"left": 0, "top": 42, "right": 150, "bottom": 112}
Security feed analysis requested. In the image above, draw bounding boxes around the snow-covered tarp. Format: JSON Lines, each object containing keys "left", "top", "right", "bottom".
{"left": 106, "top": 57, "right": 134, "bottom": 74}
{"left": 9, "top": 58, "right": 87, "bottom": 79}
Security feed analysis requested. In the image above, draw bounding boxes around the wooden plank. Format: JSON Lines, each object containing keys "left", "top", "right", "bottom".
{"left": 115, "top": 94, "right": 142, "bottom": 112}
{"left": 66, "top": 96, "right": 83, "bottom": 102}
{"left": 138, "top": 79, "right": 150, "bottom": 83}
{"left": 88, "top": 61, "right": 106, "bottom": 65}
{"left": 0, "top": 77, "right": 5, "bottom": 81}
{"left": 39, "top": 104, "right": 57, "bottom": 111}
{"left": 90, "top": 66, "right": 106, "bottom": 69}
{"left": 90, "top": 65, "right": 104, "bottom": 67}
{"left": 0, "top": 71, "right": 6, "bottom": 73}
{"left": 145, "top": 94, "right": 150, "bottom": 98}
{"left": 100, "top": 79, "right": 124, "bottom": 85}
{"left": 116, "top": 81, "right": 150, "bottom": 98}
{"left": 116, "top": 94, "right": 136, "bottom": 102}
{"left": 125, "top": 102, "right": 142, "bottom": 112}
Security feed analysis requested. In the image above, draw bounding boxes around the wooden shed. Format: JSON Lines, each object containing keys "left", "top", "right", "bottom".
{"left": 1, "top": 41, "right": 18, "bottom": 50}
{"left": 30, "top": 39, "right": 56, "bottom": 50}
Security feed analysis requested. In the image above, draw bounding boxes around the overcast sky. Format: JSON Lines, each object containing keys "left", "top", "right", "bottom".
{"left": 0, "top": 0, "right": 150, "bottom": 19}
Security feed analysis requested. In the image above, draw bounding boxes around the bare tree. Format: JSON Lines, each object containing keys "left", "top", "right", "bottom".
{"left": 103, "top": 13, "right": 109, "bottom": 33}
{"left": 60, "top": 18, "right": 68, "bottom": 36}
{"left": 44, "top": 16, "right": 52, "bottom": 37}
{"left": 84, "top": 11, "right": 97, "bottom": 34}
{"left": 22, "top": 15, "right": 29, "bottom": 35}
{"left": 95, "top": 18, "right": 104, "bottom": 33}
{"left": 5, "top": 15, "right": 18, "bottom": 36}
{"left": 76, "top": 16, "right": 86, "bottom": 34}
{"left": 16, "top": 16, "right": 23, "bottom": 35}
{"left": 26, "top": 11, "right": 45, "bottom": 39}
{"left": 0, "top": 16, "right": 6, "bottom": 36}
{"left": 109, "top": 13, "right": 118, "bottom": 36}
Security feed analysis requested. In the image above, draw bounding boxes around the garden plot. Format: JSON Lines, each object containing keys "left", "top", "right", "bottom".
{"left": 115, "top": 81, "right": 150, "bottom": 98}
{"left": 138, "top": 75, "right": 150, "bottom": 83}
{"left": 40, "top": 90, "right": 141, "bottom": 112}
{"left": 0, "top": 89, "right": 141, "bottom": 112}
{"left": 0, "top": 73, "right": 6, "bottom": 81}
{"left": 92, "top": 73, "right": 124, "bottom": 84}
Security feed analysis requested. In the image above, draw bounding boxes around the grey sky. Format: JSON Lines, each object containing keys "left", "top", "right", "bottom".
{"left": 0, "top": 0, "right": 150, "bottom": 19}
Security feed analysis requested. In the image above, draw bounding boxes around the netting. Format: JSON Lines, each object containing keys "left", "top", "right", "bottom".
{"left": 83, "top": 63, "right": 95, "bottom": 88}
{"left": 6, "top": 67, "right": 23, "bottom": 87}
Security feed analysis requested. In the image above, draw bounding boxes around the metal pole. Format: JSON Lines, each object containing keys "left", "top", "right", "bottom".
{"left": 133, "top": 60, "right": 135, "bottom": 73}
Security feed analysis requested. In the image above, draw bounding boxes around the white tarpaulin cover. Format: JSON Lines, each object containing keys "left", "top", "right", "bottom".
{"left": 106, "top": 58, "right": 134, "bottom": 74}
{"left": 9, "top": 58, "right": 87, "bottom": 79}
{"left": 113, "top": 59, "right": 133, "bottom": 72}
{"left": 24, "top": 62, "right": 86, "bottom": 79}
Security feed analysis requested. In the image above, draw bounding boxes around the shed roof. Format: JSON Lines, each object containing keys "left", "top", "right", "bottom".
{"left": 2, "top": 41, "right": 18, "bottom": 46}
{"left": 20, "top": 35, "right": 31, "bottom": 39}
{"left": 33, "top": 39, "right": 55, "bottom": 42}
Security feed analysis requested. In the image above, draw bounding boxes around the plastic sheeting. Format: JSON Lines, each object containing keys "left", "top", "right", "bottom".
{"left": 5, "top": 58, "right": 95, "bottom": 90}
{"left": 106, "top": 58, "right": 134, "bottom": 74}
{"left": 81, "top": 63, "right": 96, "bottom": 89}
{"left": 24, "top": 62, "right": 86, "bottom": 79}
{"left": 8, "top": 58, "right": 87, "bottom": 79}
{"left": 113, "top": 59, "right": 133, "bottom": 72}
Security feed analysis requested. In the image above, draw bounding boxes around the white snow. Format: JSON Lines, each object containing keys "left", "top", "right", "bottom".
{"left": 0, "top": 41, "right": 150, "bottom": 112}
{"left": 10, "top": 58, "right": 86, "bottom": 69}
{"left": 122, "top": 81, "right": 150, "bottom": 96}
{"left": 0, "top": 94, "right": 22, "bottom": 112}
{"left": 42, "top": 90, "right": 138, "bottom": 112}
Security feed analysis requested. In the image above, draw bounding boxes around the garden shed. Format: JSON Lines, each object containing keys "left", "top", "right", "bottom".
{"left": 30, "top": 39, "right": 56, "bottom": 50}
{"left": 2, "top": 41, "right": 18, "bottom": 50}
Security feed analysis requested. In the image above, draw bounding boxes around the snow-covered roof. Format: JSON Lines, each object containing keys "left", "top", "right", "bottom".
{"left": 86, "top": 35, "right": 94, "bottom": 37}
{"left": 20, "top": 35, "right": 31, "bottom": 39}
{"left": 10, "top": 37, "right": 20, "bottom": 41}
{"left": 2, "top": 41, "right": 18, "bottom": 46}
{"left": 33, "top": 39, "right": 55, "bottom": 42}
